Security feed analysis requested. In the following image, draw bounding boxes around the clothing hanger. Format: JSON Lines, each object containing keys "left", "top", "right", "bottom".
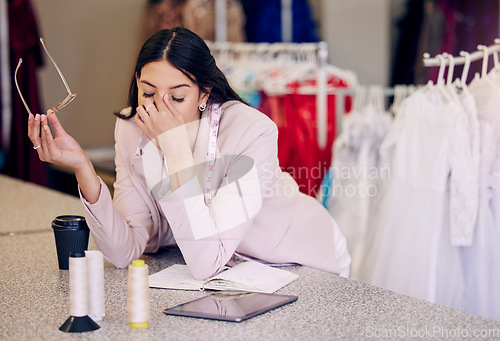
{"left": 392, "top": 85, "right": 401, "bottom": 113}
{"left": 372, "top": 85, "right": 384, "bottom": 114}
{"left": 478, "top": 45, "right": 490, "bottom": 78}
{"left": 253, "top": 44, "right": 293, "bottom": 95}
{"left": 434, "top": 54, "right": 452, "bottom": 102}
{"left": 487, "top": 38, "right": 500, "bottom": 82}
{"left": 422, "top": 53, "right": 437, "bottom": 90}
{"left": 445, "top": 53, "right": 455, "bottom": 86}
{"left": 283, "top": 45, "right": 318, "bottom": 83}
{"left": 472, "top": 45, "right": 490, "bottom": 82}
{"left": 474, "top": 44, "right": 497, "bottom": 87}
{"left": 478, "top": 44, "right": 500, "bottom": 95}
{"left": 276, "top": 46, "right": 341, "bottom": 95}
{"left": 352, "top": 85, "right": 367, "bottom": 112}
{"left": 365, "top": 86, "right": 376, "bottom": 111}
{"left": 460, "top": 51, "right": 471, "bottom": 85}
{"left": 436, "top": 54, "right": 447, "bottom": 86}
{"left": 453, "top": 50, "right": 471, "bottom": 96}
{"left": 443, "top": 53, "right": 464, "bottom": 103}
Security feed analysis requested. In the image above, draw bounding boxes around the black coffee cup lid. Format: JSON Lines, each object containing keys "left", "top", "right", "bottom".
{"left": 52, "top": 215, "right": 88, "bottom": 230}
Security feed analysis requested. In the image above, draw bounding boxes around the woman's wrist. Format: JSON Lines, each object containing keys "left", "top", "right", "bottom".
{"left": 156, "top": 127, "right": 196, "bottom": 191}
{"left": 157, "top": 127, "right": 194, "bottom": 174}
{"left": 74, "top": 157, "right": 101, "bottom": 204}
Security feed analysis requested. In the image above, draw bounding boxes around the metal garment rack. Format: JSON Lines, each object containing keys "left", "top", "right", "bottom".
{"left": 422, "top": 39, "right": 500, "bottom": 79}
{"left": 208, "top": 41, "right": 330, "bottom": 148}
{"left": 333, "top": 38, "right": 500, "bottom": 137}
{"left": 214, "top": 0, "right": 227, "bottom": 42}
{"left": 333, "top": 87, "right": 396, "bottom": 138}
{"left": 213, "top": 1, "right": 331, "bottom": 146}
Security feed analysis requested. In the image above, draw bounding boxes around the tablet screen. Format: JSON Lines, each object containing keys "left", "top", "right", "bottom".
{"left": 164, "top": 292, "right": 298, "bottom": 322}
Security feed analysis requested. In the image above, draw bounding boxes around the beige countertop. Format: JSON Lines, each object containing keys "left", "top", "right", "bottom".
{"left": 0, "top": 175, "right": 85, "bottom": 235}
{"left": 1, "top": 174, "right": 499, "bottom": 340}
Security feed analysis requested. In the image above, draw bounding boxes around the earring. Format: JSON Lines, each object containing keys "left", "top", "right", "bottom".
{"left": 198, "top": 102, "right": 207, "bottom": 112}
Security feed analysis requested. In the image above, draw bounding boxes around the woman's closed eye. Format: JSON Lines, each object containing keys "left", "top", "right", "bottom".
{"left": 142, "top": 92, "right": 184, "bottom": 103}
{"left": 170, "top": 95, "right": 185, "bottom": 103}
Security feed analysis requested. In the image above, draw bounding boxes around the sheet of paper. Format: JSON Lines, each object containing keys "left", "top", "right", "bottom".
{"left": 148, "top": 264, "right": 205, "bottom": 290}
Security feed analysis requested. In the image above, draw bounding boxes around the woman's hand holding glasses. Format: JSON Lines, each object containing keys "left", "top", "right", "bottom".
{"left": 28, "top": 111, "right": 88, "bottom": 171}
{"left": 28, "top": 111, "right": 100, "bottom": 204}
{"left": 19, "top": 38, "right": 101, "bottom": 203}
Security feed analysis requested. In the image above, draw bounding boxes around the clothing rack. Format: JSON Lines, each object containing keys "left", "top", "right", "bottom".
{"left": 422, "top": 39, "right": 500, "bottom": 76}
{"left": 333, "top": 87, "right": 395, "bottom": 138}
{"left": 208, "top": 41, "right": 330, "bottom": 148}
{"left": 214, "top": 0, "right": 227, "bottom": 42}
{"left": 334, "top": 39, "right": 500, "bottom": 137}
{"left": 281, "top": 0, "right": 293, "bottom": 42}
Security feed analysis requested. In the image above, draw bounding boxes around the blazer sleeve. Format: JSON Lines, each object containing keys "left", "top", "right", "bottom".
{"left": 155, "top": 115, "right": 279, "bottom": 280}
{"left": 80, "top": 119, "right": 157, "bottom": 268}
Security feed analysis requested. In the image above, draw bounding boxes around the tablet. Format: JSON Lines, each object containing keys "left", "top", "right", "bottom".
{"left": 163, "top": 292, "right": 298, "bottom": 322}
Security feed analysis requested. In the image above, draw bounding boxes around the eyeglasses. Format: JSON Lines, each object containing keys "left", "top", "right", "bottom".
{"left": 14, "top": 38, "right": 76, "bottom": 116}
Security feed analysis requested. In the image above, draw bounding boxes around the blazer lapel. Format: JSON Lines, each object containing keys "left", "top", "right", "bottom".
{"left": 142, "top": 140, "right": 167, "bottom": 197}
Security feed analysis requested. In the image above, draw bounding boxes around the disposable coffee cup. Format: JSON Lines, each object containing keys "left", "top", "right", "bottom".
{"left": 52, "top": 215, "right": 90, "bottom": 270}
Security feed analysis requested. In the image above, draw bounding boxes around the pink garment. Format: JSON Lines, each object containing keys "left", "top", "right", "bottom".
{"left": 80, "top": 101, "right": 342, "bottom": 279}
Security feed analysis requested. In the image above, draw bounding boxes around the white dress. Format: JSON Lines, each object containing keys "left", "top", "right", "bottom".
{"left": 360, "top": 86, "right": 476, "bottom": 311}
{"left": 465, "top": 76, "right": 500, "bottom": 321}
{"left": 326, "top": 103, "right": 392, "bottom": 281}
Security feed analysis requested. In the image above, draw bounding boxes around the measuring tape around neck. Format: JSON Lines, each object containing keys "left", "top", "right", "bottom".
{"left": 203, "top": 103, "right": 221, "bottom": 206}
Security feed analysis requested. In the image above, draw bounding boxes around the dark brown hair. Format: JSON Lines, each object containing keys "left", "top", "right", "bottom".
{"left": 116, "top": 27, "right": 245, "bottom": 119}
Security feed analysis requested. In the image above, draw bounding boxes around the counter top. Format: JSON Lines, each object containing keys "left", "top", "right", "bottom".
{"left": 0, "top": 175, "right": 85, "bottom": 235}
{"left": 1, "top": 174, "right": 499, "bottom": 340}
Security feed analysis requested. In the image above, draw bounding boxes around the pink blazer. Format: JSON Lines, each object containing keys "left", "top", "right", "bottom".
{"left": 81, "top": 101, "right": 340, "bottom": 279}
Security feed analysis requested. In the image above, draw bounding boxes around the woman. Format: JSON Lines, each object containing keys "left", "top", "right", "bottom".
{"left": 28, "top": 27, "right": 350, "bottom": 280}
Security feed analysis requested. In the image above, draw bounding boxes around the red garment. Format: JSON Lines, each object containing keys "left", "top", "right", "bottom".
{"left": 259, "top": 77, "right": 352, "bottom": 197}
{"left": 2, "top": 0, "right": 47, "bottom": 185}
{"left": 258, "top": 93, "right": 294, "bottom": 168}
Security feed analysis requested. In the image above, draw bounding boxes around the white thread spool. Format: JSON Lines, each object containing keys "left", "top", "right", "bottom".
{"left": 127, "top": 259, "right": 150, "bottom": 328}
{"left": 69, "top": 252, "right": 88, "bottom": 317}
{"left": 85, "top": 250, "right": 105, "bottom": 321}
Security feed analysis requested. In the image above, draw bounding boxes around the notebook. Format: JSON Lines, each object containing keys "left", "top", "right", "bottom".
{"left": 149, "top": 260, "right": 299, "bottom": 293}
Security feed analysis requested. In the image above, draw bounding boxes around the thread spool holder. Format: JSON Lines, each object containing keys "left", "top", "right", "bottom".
{"left": 59, "top": 252, "right": 100, "bottom": 333}
{"left": 59, "top": 315, "right": 100, "bottom": 333}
